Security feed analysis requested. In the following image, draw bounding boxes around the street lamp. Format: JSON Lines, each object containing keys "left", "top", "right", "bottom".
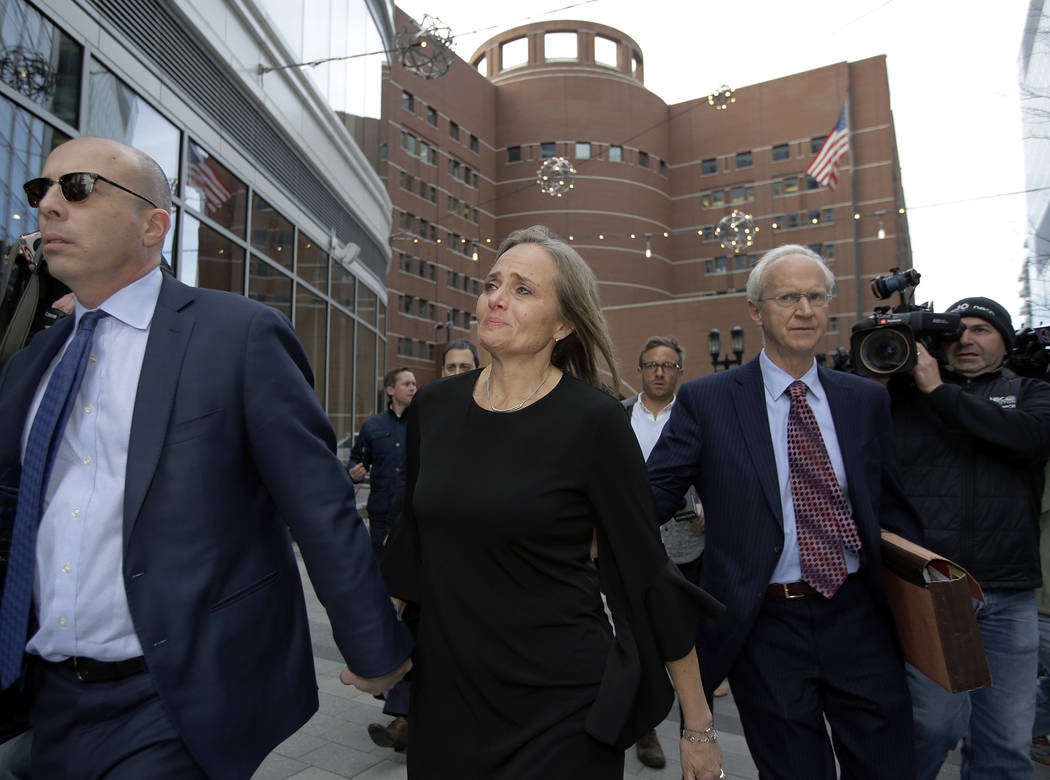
{"left": 434, "top": 315, "right": 454, "bottom": 345}
{"left": 709, "top": 326, "right": 745, "bottom": 371}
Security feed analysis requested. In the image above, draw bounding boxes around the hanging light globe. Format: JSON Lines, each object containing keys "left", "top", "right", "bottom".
{"left": 707, "top": 84, "right": 736, "bottom": 111}
{"left": 715, "top": 209, "right": 758, "bottom": 253}
{"left": 536, "top": 156, "right": 576, "bottom": 198}
{"left": 396, "top": 15, "right": 455, "bottom": 79}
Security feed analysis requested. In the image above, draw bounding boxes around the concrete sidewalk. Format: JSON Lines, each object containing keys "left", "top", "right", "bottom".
{"left": 252, "top": 549, "right": 1048, "bottom": 779}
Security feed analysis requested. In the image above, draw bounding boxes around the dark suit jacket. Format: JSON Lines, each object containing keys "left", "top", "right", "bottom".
{"left": 646, "top": 357, "right": 921, "bottom": 692}
{"left": 0, "top": 273, "right": 412, "bottom": 779}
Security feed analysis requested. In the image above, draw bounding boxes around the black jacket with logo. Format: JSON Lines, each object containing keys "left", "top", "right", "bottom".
{"left": 889, "top": 366, "right": 1050, "bottom": 589}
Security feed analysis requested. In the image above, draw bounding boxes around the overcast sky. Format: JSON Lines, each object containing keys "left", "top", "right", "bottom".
{"left": 398, "top": 0, "right": 1036, "bottom": 322}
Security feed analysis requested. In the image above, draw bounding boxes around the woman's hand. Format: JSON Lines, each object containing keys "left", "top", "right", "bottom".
{"left": 680, "top": 737, "right": 723, "bottom": 780}
{"left": 340, "top": 656, "right": 412, "bottom": 695}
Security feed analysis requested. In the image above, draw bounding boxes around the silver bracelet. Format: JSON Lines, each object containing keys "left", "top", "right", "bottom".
{"left": 682, "top": 725, "right": 718, "bottom": 744}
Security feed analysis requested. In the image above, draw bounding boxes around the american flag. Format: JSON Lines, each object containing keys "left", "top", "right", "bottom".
{"left": 187, "top": 145, "right": 232, "bottom": 214}
{"left": 806, "top": 104, "right": 849, "bottom": 190}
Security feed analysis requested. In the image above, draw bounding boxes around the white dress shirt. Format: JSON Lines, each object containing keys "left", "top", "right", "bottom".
{"left": 759, "top": 350, "right": 859, "bottom": 585}
{"left": 24, "top": 267, "right": 161, "bottom": 661}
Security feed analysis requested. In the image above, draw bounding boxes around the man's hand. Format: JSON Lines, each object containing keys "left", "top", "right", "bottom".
{"left": 340, "top": 656, "right": 412, "bottom": 695}
{"left": 348, "top": 463, "right": 367, "bottom": 482}
{"left": 51, "top": 292, "right": 76, "bottom": 315}
{"left": 911, "top": 343, "right": 943, "bottom": 394}
{"left": 690, "top": 503, "right": 705, "bottom": 534}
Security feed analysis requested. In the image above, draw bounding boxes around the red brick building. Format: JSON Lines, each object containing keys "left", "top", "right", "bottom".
{"left": 381, "top": 9, "right": 911, "bottom": 391}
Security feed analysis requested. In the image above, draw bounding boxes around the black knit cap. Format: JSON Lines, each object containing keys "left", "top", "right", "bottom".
{"left": 946, "top": 296, "right": 1015, "bottom": 349}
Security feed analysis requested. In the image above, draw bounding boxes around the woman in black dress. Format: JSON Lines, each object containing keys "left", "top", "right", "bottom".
{"left": 383, "top": 226, "right": 724, "bottom": 779}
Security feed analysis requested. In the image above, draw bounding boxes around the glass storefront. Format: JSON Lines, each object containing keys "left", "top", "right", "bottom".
{"left": 0, "top": 0, "right": 386, "bottom": 438}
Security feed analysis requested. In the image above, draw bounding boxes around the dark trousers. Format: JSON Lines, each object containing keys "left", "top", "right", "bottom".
{"left": 368, "top": 512, "right": 388, "bottom": 561}
{"left": 31, "top": 660, "right": 207, "bottom": 780}
{"left": 728, "top": 575, "right": 915, "bottom": 780}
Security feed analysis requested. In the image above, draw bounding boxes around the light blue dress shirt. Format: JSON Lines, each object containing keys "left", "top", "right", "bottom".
{"left": 759, "top": 350, "right": 859, "bottom": 585}
{"left": 23, "top": 267, "right": 161, "bottom": 661}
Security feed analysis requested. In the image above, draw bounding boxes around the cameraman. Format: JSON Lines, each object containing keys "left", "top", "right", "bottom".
{"left": 888, "top": 296, "right": 1050, "bottom": 780}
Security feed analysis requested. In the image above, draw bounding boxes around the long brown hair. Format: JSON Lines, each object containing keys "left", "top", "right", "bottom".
{"left": 494, "top": 226, "right": 620, "bottom": 393}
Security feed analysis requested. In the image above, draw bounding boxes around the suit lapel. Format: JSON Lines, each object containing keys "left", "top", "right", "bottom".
{"left": 818, "top": 367, "right": 865, "bottom": 507}
{"left": 0, "top": 318, "right": 73, "bottom": 471}
{"left": 123, "top": 274, "right": 195, "bottom": 547}
{"left": 731, "top": 359, "right": 784, "bottom": 526}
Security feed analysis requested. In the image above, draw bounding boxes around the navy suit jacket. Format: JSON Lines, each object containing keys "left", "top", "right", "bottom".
{"left": 647, "top": 356, "right": 921, "bottom": 692}
{"left": 0, "top": 273, "right": 411, "bottom": 779}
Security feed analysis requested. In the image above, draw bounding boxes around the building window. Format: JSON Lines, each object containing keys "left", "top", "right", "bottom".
{"left": 701, "top": 158, "right": 717, "bottom": 175}
{"left": 711, "top": 190, "right": 725, "bottom": 207}
{"left": 470, "top": 134, "right": 479, "bottom": 153}
{"left": 638, "top": 151, "right": 650, "bottom": 168}
{"left": 824, "top": 244, "right": 836, "bottom": 261}
{"left": 730, "top": 186, "right": 746, "bottom": 204}
{"left": 773, "top": 143, "right": 790, "bottom": 161}
{"left": 785, "top": 213, "right": 799, "bottom": 229}
{"left": 400, "top": 132, "right": 415, "bottom": 154}
{"left": 733, "top": 255, "right": 748, "bottom": 271}
{"left": 782, "top": 177, "right": 799, "bottom": 194}
{"left": 736, "top": 150, "right": 752, "bottom": 168}
{"left": 806, "top": 175, "right": 820, "bottom": 191}
{"left": 507, "top": 145, "right": 521, "bottom": 163}
{"left": 609, "top": 145, "right": 623, "bottom": 162}
{"left": 828, "top": 317, "right": 839, "bottom": 334}
{"left": 575, "top": 142, "right": 591, "bottom": 159}
{"left": 540, "top": 142, "right": 557, "bottom": 159}
{"left": 402, "top": 91, "right": 414, "bottom": 111}
{"left": 427, "top": 107, "right": 437, "bottom": 125}
{"left": 807, "top": 210, "right": 820, "bottom": 225}
{"left": 811, "top": 136, "right": 826, "bottom": 154}
{"left": 594, "top": 35, "right": 618, "bottom": 67}
{"left": 659, "top": 160, "right": 668, "bottom": 177}
{"left": 501, "top": 37, "right": 528, "bottom": 70}
{"left": 822, "top": 208, "right": 834, "bottom": 224}
{"left": 449, "top": 121, "right": 459, "bottom": 141}
{"left": 545, "top": 31, "right": 577, "bottom": 60}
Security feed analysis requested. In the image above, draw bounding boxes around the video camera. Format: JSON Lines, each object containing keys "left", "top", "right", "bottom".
{"left": 1009, "top": 325, "right": 1050, "bottom": 379}
{"left": 849, "top": 268, "right": 963, "bottom": 377}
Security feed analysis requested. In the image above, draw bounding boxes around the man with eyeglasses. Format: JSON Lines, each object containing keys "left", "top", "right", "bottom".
{"left": 646, "top": 244, "right": 922, "bottom": 778}
{"left": 0, "top": 137, "right": 411, "bottom": 779}
{"left": 886, "top": 297, "right": 1050, "bottom": 779}
{"left": 622, "top": 336, "right": 707, "bottom": 769}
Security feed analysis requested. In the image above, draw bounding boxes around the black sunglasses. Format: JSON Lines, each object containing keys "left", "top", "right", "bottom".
{"left": 23, "top": 172, "right": 159, "bottom": 209}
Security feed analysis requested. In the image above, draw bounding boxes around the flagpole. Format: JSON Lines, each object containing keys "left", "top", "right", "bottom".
{"left": 847, "top": 86, "right": 863, "bottom": 324}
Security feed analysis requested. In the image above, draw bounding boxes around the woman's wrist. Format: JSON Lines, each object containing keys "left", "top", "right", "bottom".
{"left": 681, "top": 724, "right": 718, "bottom": 744}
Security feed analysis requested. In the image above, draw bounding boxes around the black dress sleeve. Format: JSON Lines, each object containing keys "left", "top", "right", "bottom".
{"left": 583, "top": 399, "right": 724, "bottom": 749}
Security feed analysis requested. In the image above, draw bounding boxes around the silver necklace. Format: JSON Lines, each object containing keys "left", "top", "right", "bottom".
{"left": 487, "top": 366, "right": 553, "bottom": 413}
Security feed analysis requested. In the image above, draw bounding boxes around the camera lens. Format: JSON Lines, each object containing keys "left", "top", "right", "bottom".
{"left": 859, "top": 328, "right": 913, "bottom": 374}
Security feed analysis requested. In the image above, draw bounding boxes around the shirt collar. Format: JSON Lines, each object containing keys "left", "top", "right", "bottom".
{"left": 759, "top": 349, "right": 823, "bottom": 403}
{"left": 73, "top": 266, "right": 162, "bottom": 331}
{"left": 637, "top": 392, "right": 675, "bottom": 419}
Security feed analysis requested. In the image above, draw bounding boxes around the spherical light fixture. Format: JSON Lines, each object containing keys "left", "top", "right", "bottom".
{"left": 396, "top": 16, "right": 454, "bottom": 79}
{"left": 714, "top": 209, "right": 758, "bottom": 253}
{"left": 537, "top": 156, "right": 576, "bottom": 198}
{"left": 707, "top": 85, "right": 736, "bottom": 111}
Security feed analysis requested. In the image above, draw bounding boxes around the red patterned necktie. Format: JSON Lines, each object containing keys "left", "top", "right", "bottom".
{"left": 786, "top": 380, "right": 862, "bottom": 597}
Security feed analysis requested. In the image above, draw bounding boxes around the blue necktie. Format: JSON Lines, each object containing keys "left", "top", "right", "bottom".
{"left": 0, "top": 310, "right": 106, "bottom": 688}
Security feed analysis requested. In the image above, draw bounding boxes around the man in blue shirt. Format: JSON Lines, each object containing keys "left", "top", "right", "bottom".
{"left": 647, "top": 244, "right": 921, "bottom": 779}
